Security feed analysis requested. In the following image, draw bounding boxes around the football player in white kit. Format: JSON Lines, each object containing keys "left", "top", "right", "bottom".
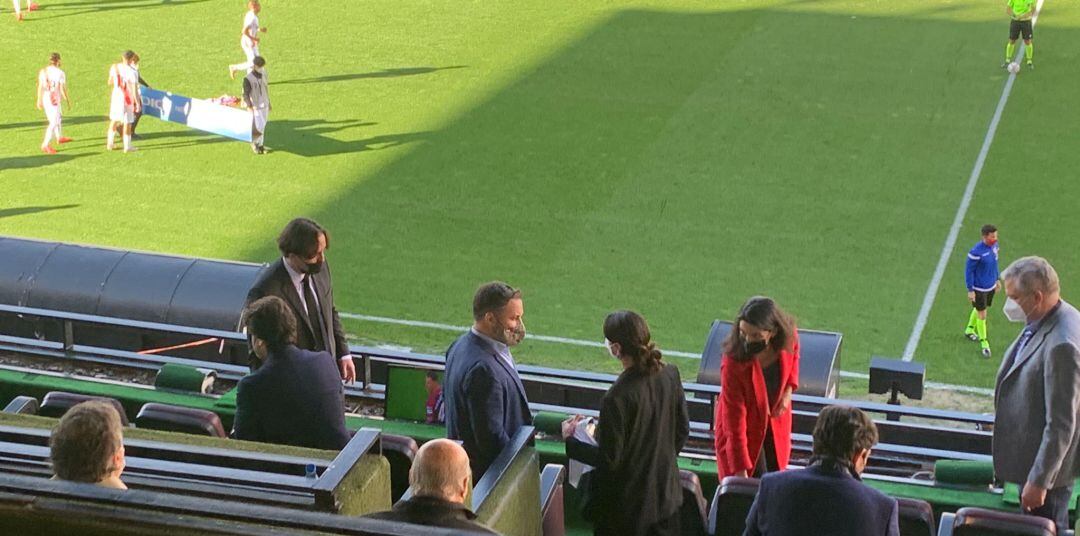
{"left": 228, "top": 1, "right": 267, "bottom": 79}
{"left": 13, "top": 0, "right": 39, "bottom": 22}
{"left": 106, "top": 51, "right": 141, "bottom": 153}
{"left": 36, "top": 52, "right": 72, "bottom": 154}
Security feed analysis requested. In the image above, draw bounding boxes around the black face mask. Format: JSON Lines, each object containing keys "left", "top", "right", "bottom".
{"left": 304, "top": 260, "right": 323, "bottom": 274}
{"left": 743, "top": 340, "right": 767, "bottom": 356}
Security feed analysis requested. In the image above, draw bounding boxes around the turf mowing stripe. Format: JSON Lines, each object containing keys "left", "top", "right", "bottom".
{"left": 901, "top": 0, "right": 1044, "bottom": 363}
{"left": 343, "top": 312, "right": 995, "bottom": 396}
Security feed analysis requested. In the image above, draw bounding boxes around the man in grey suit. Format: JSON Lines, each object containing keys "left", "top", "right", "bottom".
{"left": 994, "top": 256, "right": 1080, "bottom": 531}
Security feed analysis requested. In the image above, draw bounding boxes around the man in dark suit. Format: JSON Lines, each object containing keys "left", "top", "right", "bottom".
{"left": 444, "top": 281, "right": 531, "bottom": 478}
{"left": 362, "top": 439, "right": 498, "bottom": 534}
{"left": 994, "top": 256, "right": 1080, "bottom": 532}
{"left": 245, "top": 217, "right": 355, "bottom": 383}
{"left": 744, "top": 405, "right": 899, "bottom": 536}
{"left": 232, "top": 295, "right": 351, "bottom": 450}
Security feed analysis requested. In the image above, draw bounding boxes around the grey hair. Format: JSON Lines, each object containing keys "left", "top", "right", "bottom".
{"left": 1002, "top": 256, "right": 1060, "bottom": 296}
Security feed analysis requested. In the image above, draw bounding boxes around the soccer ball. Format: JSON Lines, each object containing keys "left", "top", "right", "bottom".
{"left": 1007, "top": 62, "right": 1021, "bottom": 74}
{"left": 27, "top": 2, "right": 38, "bottom": 11}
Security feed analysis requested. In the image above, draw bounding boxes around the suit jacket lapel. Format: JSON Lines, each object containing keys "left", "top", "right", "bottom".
{"left": 1004, "top": 314, "right": 1061, "bottom": 381}
{"left": 277, "top": 266, "right": 316, "bottom": 339}
{"left": 470, "top": 332, "right": 528, "bottom": 402}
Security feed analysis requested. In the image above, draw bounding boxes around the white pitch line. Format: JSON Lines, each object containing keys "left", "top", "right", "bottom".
{"left": 341, "top": 312, "right": 995, "bottom": 396}
{"left": 901, "top": 1, "right": 1043, "bottom": 362}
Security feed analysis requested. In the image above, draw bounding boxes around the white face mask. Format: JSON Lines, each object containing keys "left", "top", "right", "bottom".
{"left": 604, "top": 339, "right": 619, "bottom": 359}
{"left": 1003, "top": 297, "right": 1027, "bottom": 323}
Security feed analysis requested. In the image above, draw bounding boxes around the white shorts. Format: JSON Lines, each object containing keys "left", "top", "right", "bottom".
{"left": 44, "top": 103, "right": 61, "bottom": 124}
{"left": 241, "top": 41, "right": 259, "bottom": 63}
{"left": 252, "top": 108, "right": 268, "bottom": 132}
{"left": 110, "top": 96, "right": 134, "bottom": 123}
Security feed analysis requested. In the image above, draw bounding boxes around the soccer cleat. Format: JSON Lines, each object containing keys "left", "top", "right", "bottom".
{"left": 965, "top": 332, "right": 979, "bottom": 342}
{"left": 981, "top": 347, "right": 992, "bottom": 359}
{"left": 1001, "top": 62, "right": 1009, "bottom": 69}
{"left": 41, "top": 146, "right": 56, "bottom": 154}
{"left": 123, "top": 146, "right": 138, "bottom": 153}
{"left": 15, "top": 12, "right": 23, "bottom": 21}
{"left": 58, "top": 137, "right": 73, "bottom": 144}
{"left": 1027, "top": 61, "right": 1034, "bottom": 70}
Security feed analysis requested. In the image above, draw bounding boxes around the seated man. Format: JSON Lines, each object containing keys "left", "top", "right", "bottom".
{"left": 745, "top": 405, "right": 899, "bottom": 536}
{"left": 232, "top": 295, "right": 351, "bottom": 450}
{"left": 425, "top": 370, "right": 445, "bottom": 425}
{"left": 49, "top": 400, "right": 128, "bottom": 490}
{"left": 363, "top": 438, "right": 498, "bottom": 534}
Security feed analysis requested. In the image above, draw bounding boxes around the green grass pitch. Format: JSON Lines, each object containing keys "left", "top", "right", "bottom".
{"left": 2, "top": 0, "right": 1078, "bottom": 396}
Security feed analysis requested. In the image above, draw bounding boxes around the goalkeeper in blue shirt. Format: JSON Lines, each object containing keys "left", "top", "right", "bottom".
{"left": 964, "top": 224, "right": 1001, "bottom": 358}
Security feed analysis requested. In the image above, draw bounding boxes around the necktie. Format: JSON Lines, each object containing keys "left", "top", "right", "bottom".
{"left": 302, "top": 274, "right": 327, "bottom": 351}
{"left": 1003, "top": 328, "right": 1034, "bottom": 374}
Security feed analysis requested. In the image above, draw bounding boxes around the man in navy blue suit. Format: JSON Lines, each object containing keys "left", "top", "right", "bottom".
{"left": 744, "top": 405, "right": 899, "bottom": 536}
{"left": 444, "top": 281, "right": 531, "bottom": 478}
{"left": 232, "top": 296, "right": 351, "bottom": 451}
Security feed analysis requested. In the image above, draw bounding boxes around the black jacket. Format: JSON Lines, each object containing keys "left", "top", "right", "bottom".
{"left": 565, "top": 363, "right": 690, "bottom": 535}
{"left": 232, "top": 344, "right": 351, "bottom": 450}
{"left": 245, "top": 258, "right": 349, "bottom": 370}
{"left": 444, "top": 331, "right": 532, "bottom": 478}
{"left": 362, "top": 496, "right": 500, "bottom": 534}
{"left": 744, "top": 460, "right": 900, "bottom": 536}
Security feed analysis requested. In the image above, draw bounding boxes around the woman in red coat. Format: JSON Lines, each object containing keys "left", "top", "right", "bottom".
{"left": 714, "top": 296, "right": 800, "bottom": 478}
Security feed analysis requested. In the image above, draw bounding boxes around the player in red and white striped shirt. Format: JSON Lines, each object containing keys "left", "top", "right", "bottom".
{"left": 105, "top": 51, "right": 141, "bottom": 153}
{"left": 36, "top": 52, "right": 71, "bottom": 154}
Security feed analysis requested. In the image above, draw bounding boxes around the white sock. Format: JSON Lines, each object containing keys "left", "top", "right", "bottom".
{"left": 42, "top": 126, "right": 54, "bottom": 148}
{"left": 123, "top": 133, "right": 131, "bottom": 151}
{"left": 13, "top": 0, "right": 20, "bottom": 14}
{"left": 107, "top": 128, "right": 116, "bottom": 148}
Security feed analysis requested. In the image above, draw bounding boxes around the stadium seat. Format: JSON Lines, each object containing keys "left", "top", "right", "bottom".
{"left": 540, "top": 464, "right": 565, "bottom": 536}
{"left": 707, "top": 476, "right": 759, "bottom": 536}
{"left": 380, "top": 433, "right": 418, "bottom": 501}
{"left": 896, "top": 497, "right": 935, "bottom": 536}
{"left": 2, "top": 396, "right": 39, "bottom": 415}
{"left": 38, "top": 392, "right": 129, "bottom": 425}
{"left": 134, "top": 403, "right": 226, "bottom": 438}
{"left": 680, "top": 470, "right": 708, "bottom": 536}
{"left": 939, "top": 507, "right": 1057, "bottom": 536}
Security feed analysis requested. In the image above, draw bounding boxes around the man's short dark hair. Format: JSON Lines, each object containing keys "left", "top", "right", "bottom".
{"left": 812, "top": 406, "right": 878, "bottom": 461}
{"left": 50, "top": 401, "right": 124, "bottom": 483}
{"left": 253, "top": 55, "right": 266, "bottom": 68}
{"left": 472, "top": 281, "right": 521, "bottom": 321}
{"left": 49, "top": 52, "right": 61, "bottom": 64}
{"left": 277, "top": 217, "right": 328, "bottom": 258}
{"left": 981, "top": 224, "right": 998, "bottom": 236}
{"left": 122, "top": 50, "right": 135, "bottom": 61}
{"left": 244, "top": 296, "right": 297, "bottom": 349}
{"left": 426, "top": 370, "right": 440, "bottom": 382}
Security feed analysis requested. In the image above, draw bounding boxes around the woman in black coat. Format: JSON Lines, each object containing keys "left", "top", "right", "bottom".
{"left": 563, "top": 310, "right": 690, "bottom": 536}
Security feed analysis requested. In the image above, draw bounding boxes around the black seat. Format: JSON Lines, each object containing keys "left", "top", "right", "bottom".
{"left": 134, "top": 403, "right": 226, "bottom": 438}
{"left": 38, "top": 392, "right": 129, "bottom": 425}
{"left": 679, "top": 470, "right": 708, "bottom": 536}
{"left": 381, "top": 433, "right": 418, "bottom": 501}
{"left": 952, "top": 507, "right": 1056, "bottom": 536}
{"left": 707, "top": 476, "right": 760, "bottom": 536}
{"left": 3, "top": 396, "right": 39, "bottom": 415}
{"left": 897, "top": 497, "right": 935, "bottom": 536}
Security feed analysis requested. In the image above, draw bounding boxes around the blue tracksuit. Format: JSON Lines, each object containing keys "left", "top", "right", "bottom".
{"left": 965, "top": 241, "right": 1000, "bottom": 292}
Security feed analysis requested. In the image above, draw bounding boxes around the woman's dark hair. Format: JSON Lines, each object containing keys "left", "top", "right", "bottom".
{"left": 472, "top": 281, "right": 521, "bottom": 321}
{"left": 722, "top": 296, "right": 796, "bottom": 362}
{"left": 604, "top": 310, "right": 663, "bottom": 375}
{"left": 811, "top": 405, "right": 878, "bottom": 465}
{"left": 277, "top": 217, "right": 329, "bottom": 258}
{"left": 244, "top": 296, "right": 297, "bottom": 350}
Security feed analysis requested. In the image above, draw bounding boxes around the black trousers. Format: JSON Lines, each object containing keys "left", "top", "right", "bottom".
{"left": 752, "top": 426, "right": 780, "bottom": 477}
{"left": 595, "top": 509, "right": 680, "bottom": 536}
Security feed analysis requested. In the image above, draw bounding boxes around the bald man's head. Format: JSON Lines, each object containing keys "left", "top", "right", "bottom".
{"left": 411, "top": 439, "right": 471, "bottom": 504}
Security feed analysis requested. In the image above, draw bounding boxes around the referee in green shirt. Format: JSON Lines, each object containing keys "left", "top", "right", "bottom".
{"left": 1005, "top": 0, "right": 1036, "bottom": 69}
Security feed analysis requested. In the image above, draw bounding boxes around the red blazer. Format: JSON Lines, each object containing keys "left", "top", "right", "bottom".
{"left": 713, "top": 333, "right": 799, "bottom": 478}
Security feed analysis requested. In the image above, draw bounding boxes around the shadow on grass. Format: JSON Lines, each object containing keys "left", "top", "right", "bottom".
{"left": 0, "top": 205, "right": 80, "bottom": 219}
{"left": 0, "top": 115, "right": 107, "bottom": 132}
{"left": 31, "top": 0, "right": 209, "bottom": 21}
{"left": 0, "top": 153, "right": 93, "bottom": 170}
{"left": 272, "top": 66, "right": 467, "bottom": 86}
